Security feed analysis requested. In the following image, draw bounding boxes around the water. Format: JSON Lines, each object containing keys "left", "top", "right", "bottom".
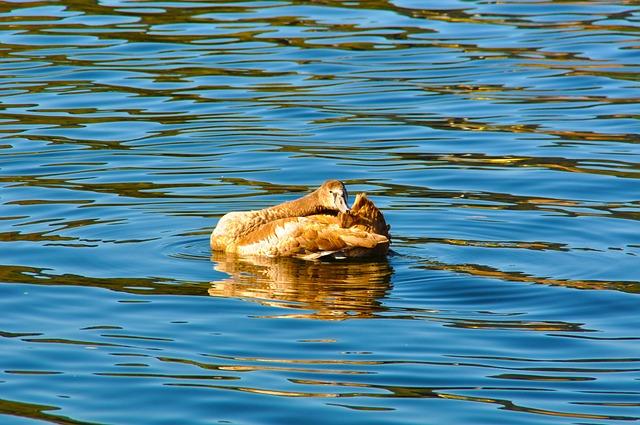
{"left": 1, "top": 0, "right": 639, "bottom": 423}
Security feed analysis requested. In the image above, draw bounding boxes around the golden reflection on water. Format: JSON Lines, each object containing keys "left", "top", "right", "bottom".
{"left": 423, "top": 261, "right": 640, "bottom": 294}
{"left": 209, "top": 252, "right": 392, "bottom": 319}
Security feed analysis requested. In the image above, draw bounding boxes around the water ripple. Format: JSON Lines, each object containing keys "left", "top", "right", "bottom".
{"left": 1, "top": 0, "right": 639, "bottom": 424}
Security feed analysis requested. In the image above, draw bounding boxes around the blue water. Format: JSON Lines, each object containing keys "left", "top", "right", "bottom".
{"left": 1, "top": 0, "right": 639, "bottom": 423}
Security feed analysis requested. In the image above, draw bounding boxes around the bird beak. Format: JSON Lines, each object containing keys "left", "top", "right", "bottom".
{"left": 335, "top": 192, "right": 350, "bottom": 213}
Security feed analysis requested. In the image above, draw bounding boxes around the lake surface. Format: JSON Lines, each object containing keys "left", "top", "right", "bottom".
{"left": 1, "top": 0, "right": 639, "bottom": 423}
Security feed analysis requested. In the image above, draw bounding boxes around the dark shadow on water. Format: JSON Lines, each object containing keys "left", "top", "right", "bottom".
{"left": 209, "top": 252, "right": 393, "bottom": 320}
{"left": 0, "top": 397, "right": 93, "bottom": 425}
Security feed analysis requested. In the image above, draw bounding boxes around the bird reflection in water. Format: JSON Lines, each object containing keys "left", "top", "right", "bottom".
{"left": 209, "top": 251, "right": 392, "bottom": 319}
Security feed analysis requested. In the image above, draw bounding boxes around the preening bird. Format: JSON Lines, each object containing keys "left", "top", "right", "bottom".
{"left": 210, "top": 180, "right": 390, "bottom": 260}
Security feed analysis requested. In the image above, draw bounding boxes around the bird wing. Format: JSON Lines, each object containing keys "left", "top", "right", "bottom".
{"left": 346, "top": 193, "right": 390, "bottom": 237}
{"left": 235, "top": 215, "right": 388, "bottom": 259}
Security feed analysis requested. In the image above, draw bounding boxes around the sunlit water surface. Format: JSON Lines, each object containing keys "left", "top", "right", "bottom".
{"left": 1, "top": 0, "right": 639, "bottom": 424}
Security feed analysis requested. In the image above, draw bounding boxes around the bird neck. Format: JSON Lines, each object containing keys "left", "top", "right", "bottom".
{"left": 262, "top": 190, "right": 324, "bottom": 221}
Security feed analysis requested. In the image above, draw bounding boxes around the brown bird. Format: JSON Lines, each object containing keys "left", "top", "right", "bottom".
{"left": 210, "top": 180, "right": 390, "bottom": 260}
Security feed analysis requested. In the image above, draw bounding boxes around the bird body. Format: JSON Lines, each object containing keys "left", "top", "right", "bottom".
{"left": 210, "top": 180, "right": 390, "bottom": 260}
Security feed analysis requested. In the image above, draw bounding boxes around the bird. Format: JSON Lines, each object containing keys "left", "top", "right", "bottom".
{"left": 210, "top": 180, "right": 390, "bottom": 260}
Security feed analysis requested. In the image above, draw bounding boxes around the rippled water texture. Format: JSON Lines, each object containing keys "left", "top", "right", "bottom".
{"left": 1, "top": 0, "right": 640, "bottom": 423}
